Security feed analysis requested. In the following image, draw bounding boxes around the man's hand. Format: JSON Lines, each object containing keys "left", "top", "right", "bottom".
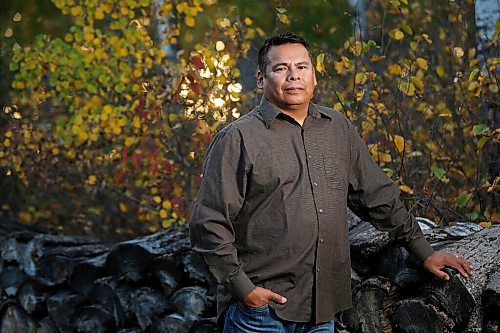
{"left": 423, "top": 251, "right": 473, "bottom": 281}
{"left": 242, "top": 286, "right": 287, "bottom": 308}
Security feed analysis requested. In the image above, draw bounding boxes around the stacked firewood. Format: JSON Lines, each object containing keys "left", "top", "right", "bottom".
{"left": 0, "top": 214, "right": 499, "bottom": 333}
{"left": 0, "top": 217, "right": 217, "bottom": 333}
{"left": 340, "top": 216, "right": 499, "bottom": 333}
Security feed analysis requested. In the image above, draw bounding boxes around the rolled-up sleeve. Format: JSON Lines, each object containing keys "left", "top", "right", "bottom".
{"left": 346, "top": 123, "right": 434, "bottom": 262}
{"left": 189, "top": 128, "right": 255, "bottom": 300}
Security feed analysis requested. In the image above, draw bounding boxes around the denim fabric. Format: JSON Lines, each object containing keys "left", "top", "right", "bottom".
{"left": 223, "top": 302, "right": 334, "bottom": 333}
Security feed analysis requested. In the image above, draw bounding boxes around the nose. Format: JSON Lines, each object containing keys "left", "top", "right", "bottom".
{"left": 288, "top": 68, "right": 300, "bottom": 81}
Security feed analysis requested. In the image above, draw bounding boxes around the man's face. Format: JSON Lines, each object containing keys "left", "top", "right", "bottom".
{"left": 258, "top": 43, "right": 317, "bottom": 113}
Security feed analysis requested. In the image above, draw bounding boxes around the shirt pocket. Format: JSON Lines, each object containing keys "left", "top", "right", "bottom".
{"left": 323, "top": 153, "right": 348, "bottom": 190}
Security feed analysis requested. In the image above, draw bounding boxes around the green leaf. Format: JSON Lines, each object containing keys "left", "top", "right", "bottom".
{"left": 9, "top": 62, "right": 19, "bottom": 71}
{"left": 276, "top": 7, "right": 287, "bottom": 14}
{"left": 383, "top": 168, "right": 394, "bottom": 178}
{"left": 477, "top": 136, "right": 489, "bottom": 150}
{"left": 468, "top": 68, "right": 479, "bottom": 83}
{"left": 400, "top": 24, "right": 413, "bottom": 36}
{"left": 455, "top": 191, "right": 472, "bottom": 207}
{"left": 115, "top": 83, "right": 126, "bottom": 93}
{"left": 466, "top": 211, "right": 479, "bottom": 221}
{"left": 472, "top": 124, "right": 489, "bottom": 136}
{"left": 432, "top": 167, "right": 449, "bottom": 183}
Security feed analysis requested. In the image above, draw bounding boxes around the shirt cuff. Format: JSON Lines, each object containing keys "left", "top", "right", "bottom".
{"left": 407, "top": 236, "right": 434, "bottom": 262}
{"left": 225, "top": 269, "right": 256, "bottom": 301}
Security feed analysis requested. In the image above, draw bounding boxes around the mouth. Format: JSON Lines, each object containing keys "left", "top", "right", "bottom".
{"left": 284, "top": 87, "right": 304, "bottom": 93}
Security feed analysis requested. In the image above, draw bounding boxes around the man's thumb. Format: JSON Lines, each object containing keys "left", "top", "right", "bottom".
{"left": 435, "top": 269, "right": 450, "bottom": 281}
{"left": 270, "top": 292, "right": 287, "bottom": 304}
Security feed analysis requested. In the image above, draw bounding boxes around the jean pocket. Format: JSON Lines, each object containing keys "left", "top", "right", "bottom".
{"left": 237, "top": 302, "right": 269, "bottom": 313}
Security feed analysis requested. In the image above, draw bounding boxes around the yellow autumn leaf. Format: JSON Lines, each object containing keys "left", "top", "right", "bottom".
{"left": 479, "top": 222, "right": 492, "bottom": 228}
{"left": 394, "top": 135, "right": 405, "bottom": 154}
{"left": 378, "top": 152, "right": 392, "bottom": 163}
{"left": 399, "top": 184, "right": 414, "bottom": 194}
{"left": 185, "top": 16, "right": 196, "bottom": 27}
{"left": 389, "top": 29, "right": 404, "bottom": 40}
{"left": 119, "top": 202, "right": 128, "bottom": 213}
{"left": 416, "top": 58, "right": 428, "bottom": 71}
{"left": 489, "top": 84, "right": 498, "bottom": 93}
{"left": 133, "top": 115, "right": 141, "bottom": 128}
{"left": 244, "top": 17, "right": 253, "bottom": 25}
{"left": 436, "top": 66, "right": 447, "bottom": 78}
{"left": 71, "top": 6, "right": 83, "bottom": 16}
{"left": 468, "top": 81, "right": 479, "bottom": 92}
{"left": 453, "top": 47, "right": 464, "bottom": 57}
{"left": 153, "top": 196, "right": 162, "bottom": 204}
{"left": 124, "top": 137, "right": 135, "bottom": 147}
{"left": 387, "top": 64, "right": 402, "bottom": 76}
{"left": 333, "top": 102, "right": 343, "bottom": 112}
{"left": 342, "top": 56, "right": 350, "bottom": 68}
{"left": 162, "top": 200, "right": 172, "bottom": 209}
{"left": 215, "top": 41, "right": 225, "bottom": 51}
{"left": 422, "top": 33, "right": 432, "bottom": 44}
{"left": 334, "top": 61, "right": 344, "bottom": 75}
{"left": 316, "top": 53, "right": 325, "bottom": 74}
{"left": 277, "top": 13, "right": 290, "bottom": 25}
{"left": 159, "top": 209, "right": 168, "bottom": 218}
{"left": 4, "top": 28, "right": 13, "bottom": 38}
{"left": 468, "top": 48, "right": 476, "bottom": 59}
{"left": 87, "top": 175, "right": 97, "bottom": 185}
{"left": 398, "top": 80, "right": 416, "bottom": 96}
{"left": 95, "top": 10, "right": 105, "bottom": 20}
{"left": 77, "top": 128, "right": 89, "bottom": 142}
{"left": 19, "top": 211, "right": 32, "bottom": 224}
{"left": 176, "top": 2, "right": 188, "bottom": 13}
{"left": 355, "top": 73, "right": 368, "bottom": 86}
{"left": 410, "top": 76, "right": 424, "bottom": 91}
{"left": 162, "top": 220, "right": 172, "bottom": 228}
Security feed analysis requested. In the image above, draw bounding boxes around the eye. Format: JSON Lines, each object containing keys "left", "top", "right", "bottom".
{"left": 274, "top": 66, "right": 287, "bottom": 72}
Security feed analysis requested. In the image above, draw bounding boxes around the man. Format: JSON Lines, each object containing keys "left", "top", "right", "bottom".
{"left": 189, "top": 32, "right": 472, "bottom": 332}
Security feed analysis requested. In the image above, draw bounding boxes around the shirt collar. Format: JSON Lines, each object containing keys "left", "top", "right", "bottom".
{"left": 258, "top": 96, "right": 332, "bottom": 129}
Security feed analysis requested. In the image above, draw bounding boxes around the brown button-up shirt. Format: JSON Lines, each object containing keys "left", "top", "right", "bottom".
{"left": 189, "top": 97, "right": 434, "bottom": 324}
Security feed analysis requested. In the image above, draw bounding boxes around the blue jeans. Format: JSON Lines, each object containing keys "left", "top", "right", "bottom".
{"left": 223, "top": 302, "right": 334, "bottom": 333}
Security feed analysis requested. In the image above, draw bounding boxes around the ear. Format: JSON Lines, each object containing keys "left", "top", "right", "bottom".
{"left": 257, "top": 70, "right": 264, "bottom": 89}
{"left": 313, "top": 69, "right": 317, "bottom": 87}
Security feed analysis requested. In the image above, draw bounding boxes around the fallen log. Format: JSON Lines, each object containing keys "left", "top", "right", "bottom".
{"left": 0, "top": 300, "right": 37, "bottom": 333}
{"left": 391, "top": 226, "right": 500, "bottom": 333}
{"left": 479, "top": 271, "right": 500, "bottom": 333}
{"left": 341, "top": 276, "right": 398, "bottom": 332}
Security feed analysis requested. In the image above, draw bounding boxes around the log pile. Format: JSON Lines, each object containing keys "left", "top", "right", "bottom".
{"left": 341, "top": 217, "right": 500, "bottom": 333}
{"left": 0, "top": 216, "right": 217, "bottom": 333}
{"left": 1, "top": 213, "right": 499, "bottom": 333}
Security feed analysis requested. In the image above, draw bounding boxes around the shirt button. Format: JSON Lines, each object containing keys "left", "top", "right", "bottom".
{"left": 319, "top": 209, "right": 324, "bottom": 214}
{"left": 316, "top": 267, "right": 320, "bottom": 272}
{"left": 319, "top": 238, "right": 324, "bottom": 244}
{"left": 313, "top": 181, "right": 318, "bottom": 186}
{"left": 308, "top": 155, "right": 312, "bottom": 159}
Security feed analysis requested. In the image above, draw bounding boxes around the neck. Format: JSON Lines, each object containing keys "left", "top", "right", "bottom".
{"left": 281, "top": 107, "right": 308, "bottom": 126}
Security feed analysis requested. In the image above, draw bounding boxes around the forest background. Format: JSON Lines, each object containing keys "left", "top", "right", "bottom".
{"left": 0, "top": 0, "right": 498, "bottom": 241}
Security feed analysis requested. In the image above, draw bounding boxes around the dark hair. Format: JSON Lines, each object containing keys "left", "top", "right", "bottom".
{"left": 258, "top": 32, "right": 313, "bottom": 74}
